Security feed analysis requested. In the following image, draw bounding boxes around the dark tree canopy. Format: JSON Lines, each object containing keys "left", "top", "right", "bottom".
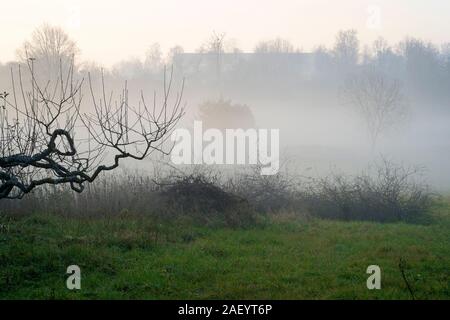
{"left": 197, "top": 98, "right": 255, "bottom": 130}
{"left": 342, "top": 70, "right": 408, "bottom": 146}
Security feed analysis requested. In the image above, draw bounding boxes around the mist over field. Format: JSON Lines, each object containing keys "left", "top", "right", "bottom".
{"left": 3, "top": 32, "right": 449, "bottom": 190}
{"left": 0, "top": 0, "right": 449, "bottom": 301}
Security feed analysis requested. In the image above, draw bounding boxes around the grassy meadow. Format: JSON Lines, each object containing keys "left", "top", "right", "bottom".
{"left": 0, "top": 199, "right": 449, "bottom": 300}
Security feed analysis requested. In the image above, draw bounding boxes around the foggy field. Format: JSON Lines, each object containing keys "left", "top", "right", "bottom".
{"left": 1, "top": 200, "right": 448, "bottom": 299}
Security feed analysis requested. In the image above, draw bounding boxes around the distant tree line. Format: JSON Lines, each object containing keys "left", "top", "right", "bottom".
{"left": 1, "top": 26, "right": 448, "bottom": 102}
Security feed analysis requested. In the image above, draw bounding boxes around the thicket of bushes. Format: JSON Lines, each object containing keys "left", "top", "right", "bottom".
{"left": 301, "top": 160, "right": 432, "bottom": 223}
{"left": 0, "top": 160, "right": 434, "bottom": 226}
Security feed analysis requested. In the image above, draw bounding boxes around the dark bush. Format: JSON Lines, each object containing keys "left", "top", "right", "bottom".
{"left": 157, "top": 171, "right": 256, "bottom": 227}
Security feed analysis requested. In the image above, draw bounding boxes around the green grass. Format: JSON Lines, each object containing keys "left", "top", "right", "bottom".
{"left": 0, "top": 202, "right": 449, "bottom": 299}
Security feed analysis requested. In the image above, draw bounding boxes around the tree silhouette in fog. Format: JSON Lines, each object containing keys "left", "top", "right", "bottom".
{"left": 333, "top": 29, "right": 359, "bottom": 70}
{"left": 254, "top": 38, "right": 296, "bottom": 53}
{"left": 342, "top": 70, "right": 408, "bottom": 147}
{"left": 17, "top": 24, "right": 79, "bottom": 80}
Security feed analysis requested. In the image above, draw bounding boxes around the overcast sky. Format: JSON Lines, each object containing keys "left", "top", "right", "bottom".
{"left": 1, "top": 0, "right": 449, "bottom": 66}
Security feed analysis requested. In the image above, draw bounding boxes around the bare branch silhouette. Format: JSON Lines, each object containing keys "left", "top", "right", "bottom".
{"left": 0, "top": 58, "right": 184, "bottom": 199}
{"left": 342, "top": 70, "right": 408, "bottom": 146}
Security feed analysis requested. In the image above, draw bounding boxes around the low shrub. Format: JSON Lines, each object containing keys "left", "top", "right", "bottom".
{"left": 0, "top": 160, "right": 435, "bottom": 224}
{"left": 157, "top": 171, "right": 256, "bottom": 227}
{"left": 302, "top": 159, "right": 433, "bottom": 222}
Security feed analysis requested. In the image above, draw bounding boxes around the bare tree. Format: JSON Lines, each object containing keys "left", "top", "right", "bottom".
{"left": 17, "top": 24, "right": 79, "bottom": 79}
{"left": 167, "top": 45, "right": 184, "bottom": 65}
{"left": 372, "top": 37, "right": 390, "bottom": 57}
{"left": 0, "top": 58, "right": 184, "bottom": 199}
{"left": 254, "top": 38, "right": 296, "bottom": 53}
{"left": 333, "top": 30, "right": 359, "bottom": 69}
{"left": 200, "top": 32, "right": 226, "bottom": 98}
{"left": 342, "top": 70, "right": 408, "bottom": 146}
{"left": 144, "top": 43, "right": 163, "bottom": 72}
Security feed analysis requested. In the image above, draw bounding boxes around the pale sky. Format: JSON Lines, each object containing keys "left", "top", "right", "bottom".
{"left": 1, "top": 0, "right": 449, "bottom": 67}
